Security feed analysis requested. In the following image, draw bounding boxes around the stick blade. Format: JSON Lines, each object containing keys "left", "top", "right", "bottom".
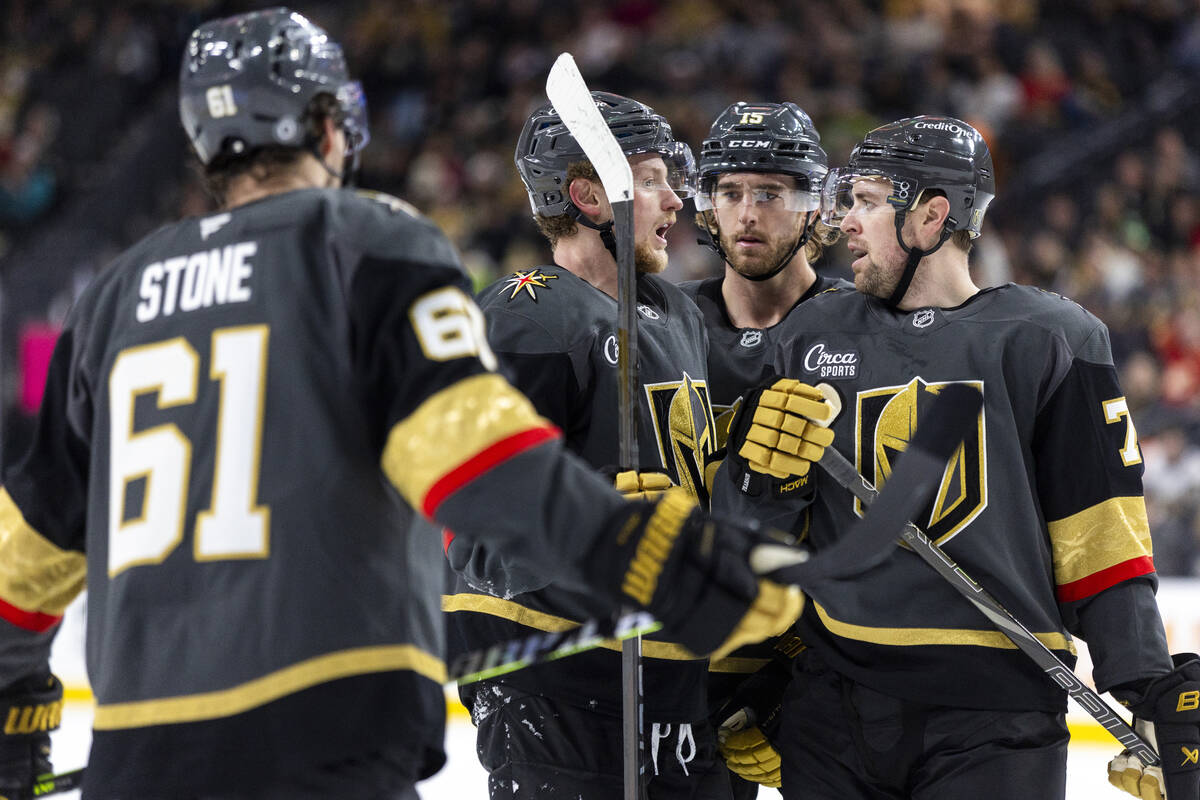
{"left": 545, "top": 53, "right": 633, "bottom": 201}
{"left": 769, "top": 382, "right": 983, "bottom": 584}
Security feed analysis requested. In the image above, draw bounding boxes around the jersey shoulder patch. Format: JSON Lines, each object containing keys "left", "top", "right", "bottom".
{"left": 494, "top": 268, "right": 561, "bottom": 303}
{"left": 352, "top": 189, "right": 421, "bottom": 219}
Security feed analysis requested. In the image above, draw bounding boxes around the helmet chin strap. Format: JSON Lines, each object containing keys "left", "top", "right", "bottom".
{"left": 571, "top": 206, "right": 620, "bottom": 263}
{"left": 885, "top": 211, "right": 952, "bottom": 309}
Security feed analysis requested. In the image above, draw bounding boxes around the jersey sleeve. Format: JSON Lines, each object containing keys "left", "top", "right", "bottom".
{"left": 346, "top": 235, "right": 624, "bottom": 597}
{"left": 1033, "top": 320, "right": 1172, "bottom": 686}
{"left": 0, "top": 323, "right": 90, "bottom": 686}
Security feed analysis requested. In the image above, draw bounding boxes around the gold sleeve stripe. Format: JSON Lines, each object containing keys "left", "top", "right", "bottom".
{"left": 708, "top": 656, "right": 771, "bottom": 674}
{"left": 442, "top": 593, "right": 703, "bottom": 662}
{"left": 93, "top": 644, "right": 445, "bottom": 730}
{"left": 0, "top": 488, "right": 86, "bottom": 629}
{"left": 813, "top": 601, "right": 1075, "bottom": 653}
{"left": 382, "top": 373, "right": 560, "bottom": 516}
{"left": 1048, "top": 496, "right": 1153, "bottom": 598}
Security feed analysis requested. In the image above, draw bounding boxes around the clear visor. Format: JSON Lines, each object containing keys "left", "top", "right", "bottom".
{"left": 820, "top": 168, "right": 898, "bottom": 227}
{"left": 337, "top": 81, "right": 370, "bottom": 154}
{"left": 695, "top": 178, "right": 820, "bottom": 213}
{"left": 657, "top": 141, "right": 697, "bottom": 200}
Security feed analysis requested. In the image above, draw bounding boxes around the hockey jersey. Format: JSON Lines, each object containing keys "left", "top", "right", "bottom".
{"left": 445, "top": 266, "right": 716, "bottom": 722}
{"left": 738, "top": 284, "right": 1172, "bottom": 711}
{"left": 0, "top": 188, "right": 632, "bottom": 796}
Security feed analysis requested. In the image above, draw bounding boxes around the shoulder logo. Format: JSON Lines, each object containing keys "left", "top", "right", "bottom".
{"left": 912, "top": 309, "right": 936, "bottom": 328}
{"left": 354, "top": 189, "right": 420, "bottom": 218}
{"left": 802, "top": 342, "right": 858, "bottom": 380}
{"left": 740, "top": 330, "right": 763, "bottom": 348}
{"left": 637, "top": 303, "right": 660, "bottom": 320}
{"left": 501, "top": 269, "right": 558, "bottom": 301}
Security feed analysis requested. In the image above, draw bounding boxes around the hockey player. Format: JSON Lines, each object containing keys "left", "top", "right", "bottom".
{"left": 723, "top": 115, "right": 1200, "bottom": 799}
{"left": 442, "top": 92, "right": 819, "bottom": 799}
{"left": 0, "top": 11, "right": 805, "bottom": 799}
{"left": 679, "top": 101, "right": 848, "bottom": 797}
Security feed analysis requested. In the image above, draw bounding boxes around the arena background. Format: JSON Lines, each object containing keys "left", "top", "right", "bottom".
{"left": 2, "top": 1, "right": 1199, "bottom": 796}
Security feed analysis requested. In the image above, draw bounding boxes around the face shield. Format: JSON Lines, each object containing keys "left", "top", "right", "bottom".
{"left": 820, "top": 168, "right": 905, "bottom": 227}
{"left": 695, "top": 176, "right": 820, "bottom": 214}
{"left": 336, "top": 81, "right": 370, "bottom": 156}
{"left": 628, "top": 141, "right": 697, "bottom": 201}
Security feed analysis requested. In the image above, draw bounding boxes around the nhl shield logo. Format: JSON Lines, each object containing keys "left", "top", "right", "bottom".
{"left": 637, "top": 304, "right": 661, "bottom": 320}
{"left": 740, "top": 330, "right": 763, "bottom": 348}
{"left": 912, "top": 309, "right": 936, "bottom": 328}
{"left": 855, "top": 377, "right": 987, "bottom": 544}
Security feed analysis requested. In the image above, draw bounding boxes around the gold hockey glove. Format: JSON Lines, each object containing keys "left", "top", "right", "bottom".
{"left": 714, "top": 655, "right": 793, "bottom": 787}
{"left": 0, "top": 674, "right": 61, "bottom": 800}
{"left": 1108, "top": 653, "right": 1200, "bottom": 800}
{"left": 587, "top": 487, "right": 803, "bottom": 659}
{"left": 612, "top": 470, "right": 673, "bottom": 502}
{"left": 726, "top": 378, "right": 836, "bottom": 499}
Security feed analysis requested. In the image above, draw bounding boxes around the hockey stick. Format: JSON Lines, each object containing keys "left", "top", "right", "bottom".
{"left": 31, "top": 766, "right": 84, "bottom": 797}
{"left": 545, "top": 51, "right": 645, "bottom": 800}
{"left": 812, "top": 386, "right": 1160, "bottom": 767}
{"left": 452, "top": 383, "right": 984, "bottom": 684}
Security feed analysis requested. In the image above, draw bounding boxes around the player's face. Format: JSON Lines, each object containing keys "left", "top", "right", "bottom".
{"left": 630, "top": 154, "right": 684, "bottom": 274}
{"left": 839, "top": 177, "right": 907, "bottom": 298}
{"left": 712, "top": 172, "right": 811, "bottom": 279}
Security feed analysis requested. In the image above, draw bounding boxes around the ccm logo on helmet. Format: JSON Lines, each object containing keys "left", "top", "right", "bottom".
{"left": 913, "top": 120, "right": 968, "bottom": 136}
{"left": 726, "top": 140, "right": 772, "bottom": 148}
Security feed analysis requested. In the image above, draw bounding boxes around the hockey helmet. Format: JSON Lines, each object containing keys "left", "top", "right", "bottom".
{"left": 821, "top": 116, "right": 994, "bottom": 238}
{"left": 514, "top": 91, "right": 696, "bottom": 217}
{"left": 696, "top": 102, "right": 828, "bottom": 213}
{"left": 179, "top": 7, "right": 369, "bottom": 167}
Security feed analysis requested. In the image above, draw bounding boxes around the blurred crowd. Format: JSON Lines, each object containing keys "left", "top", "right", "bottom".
{"left": 2, "top": 0, "right": 1200, "bottom": 574}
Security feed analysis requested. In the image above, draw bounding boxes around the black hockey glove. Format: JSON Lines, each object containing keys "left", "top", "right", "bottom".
{"left": 0, "top": 674, "right": 61, "bottom": 800}
{"left": 726, "top": 377, "right": 835, "bottom": 500}
{"left": 713, "top": 653, "right": 795, "bottom": 788}
{"left": 1109, "top": 653, "right": 1200, "bottom": 800}
{"left": 586, "top": 487, "right": 804, "bottom": 660}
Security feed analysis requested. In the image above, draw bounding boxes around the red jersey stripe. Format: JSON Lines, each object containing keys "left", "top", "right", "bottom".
{"left": 0, "top": 596, "right": 61, "bottom": 633}
{"left": 423, "top": 425, "right": 561, "bottom": 517}
{"left": 1056, "top": 555, "right": 1156, "bottom": 603}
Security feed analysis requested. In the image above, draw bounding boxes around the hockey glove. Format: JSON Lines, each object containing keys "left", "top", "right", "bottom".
{"left": 612, "top": 469, "right": 673, "bottom": 502}
{"left": 726, "top": 378, "right": 835, "bottom": 498}
{"left": 587, "top": 487, "right": 804, "bottom": 661}
{"left": 0, "top": 674, "right": 61, "bottom": 800}
{"left": 1108, "top": 653, "right": 1200, "bottom": 800}
{"left": 715, "top": 656, "right": 794, "bottom": 788}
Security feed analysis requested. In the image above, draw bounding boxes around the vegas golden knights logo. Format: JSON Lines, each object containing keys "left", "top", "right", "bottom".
{"left": 856, "top": 378, "right": 987, "bottom": 544}
{"left": 645, "top": 374, "right": 716, "bottom": 505}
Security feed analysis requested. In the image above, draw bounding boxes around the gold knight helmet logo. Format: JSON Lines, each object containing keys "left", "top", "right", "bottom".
{"left": 645, "top": 373, "right": 716, "bottom": 506}
{"left": 857, "top": 377, "right": 987, "bottom": 544}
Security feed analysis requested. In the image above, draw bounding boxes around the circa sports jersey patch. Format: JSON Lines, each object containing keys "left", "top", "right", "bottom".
{"left": 801, "top": 342, "right": 859, "bottom": 379}
{"left": 856, "top": 377, "right": 987, "bottom": 544}
{"left": 501, "top": 269, "right": 558, "bottom": 301}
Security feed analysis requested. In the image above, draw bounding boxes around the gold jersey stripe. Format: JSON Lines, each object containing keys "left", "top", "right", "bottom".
{"left": 1048, "top": 496, "right": 1152, "bottom": 586}
{"left": 382, "top": 373, "right": 551, "bottom": 513}
{"left": 442, "top": 593, "right": 703, "bottom": 662}
{"left": 708, "top": 656, "right": 771, "bottom": 674}
{"left": 0, "top": 488, "right": 86, "bottom": 617}
{"left": 813, "top": 602, "right": 1076, "bottom": 653}
{"left": 93, "top": 644, "right": 446, "bottom": 730}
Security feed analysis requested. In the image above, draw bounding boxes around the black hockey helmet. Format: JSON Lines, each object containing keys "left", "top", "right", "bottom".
{"left": 696, "top": 101, "right": 828, "bottom": 210}
{"left": 179, "top": 7, "right": 369, "bottom": 168}
{"left": 514, "top": 91, "right": 695, "bottom": 218}
{"left": 822, "top": 115, "right": 994, "bottom": 239}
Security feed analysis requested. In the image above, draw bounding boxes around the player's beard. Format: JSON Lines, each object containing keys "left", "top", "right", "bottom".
{"left": 635, "top": 242, "right": 668, "bottom": 274}
{"left": 719, "top": 228, "right": 800, "bottom": 279}
{"left": 854, "top": 251, "right": 907, "bottom": 300}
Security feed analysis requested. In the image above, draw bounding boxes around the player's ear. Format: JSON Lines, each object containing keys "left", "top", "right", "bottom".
{"left": 569, "top": 176, "right": 606, "bottom": 220}
{"left": 920, "top": 194, "right": 952, "bottom": 235}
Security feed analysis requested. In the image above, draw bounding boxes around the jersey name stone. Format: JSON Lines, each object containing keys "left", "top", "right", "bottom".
{"left": 135, "top": 241, "right": 256, "bottom": 322}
